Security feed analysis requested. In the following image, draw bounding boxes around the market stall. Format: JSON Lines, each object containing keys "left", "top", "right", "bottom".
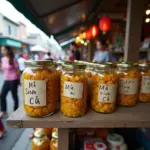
{"left": 6, "top": 0, "right": 150, "bottom": 150}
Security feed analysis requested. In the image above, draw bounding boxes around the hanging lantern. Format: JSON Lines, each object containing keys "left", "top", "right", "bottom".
{"left": 91, "top": 25, "right": 99, "bottom": 38}
{"left": 85, "top": 29, "right": 92, "bottom": 40}
{"left": 99, "top": 16, "right": 111, "bottom": 33}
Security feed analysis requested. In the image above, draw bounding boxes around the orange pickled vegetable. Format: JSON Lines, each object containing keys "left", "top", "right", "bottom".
{"left": 22, "top": 66, "right": 58, "bottom": 117}
{"left": 117, "top": 68, "right": 140, "bottom": 106}
{"left": 91, "top": 72, "right": 117, "bottom": 113}
{"left": 61, "top": 73, "right": 88, "bottom": 117}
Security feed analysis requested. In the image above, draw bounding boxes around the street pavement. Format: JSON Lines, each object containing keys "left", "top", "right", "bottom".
{"left": 0, "top": 72, "right": 32, "bottom": 150}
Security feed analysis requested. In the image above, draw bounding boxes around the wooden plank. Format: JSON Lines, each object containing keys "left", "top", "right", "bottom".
{"left": 7, "top": 103, "right": 150, "bottom": 128}
{"left": 124, "top": 0, "right": 144, "bottom": 61}
{"left": 58, "top": 129, "right": 69, "bottom": 150}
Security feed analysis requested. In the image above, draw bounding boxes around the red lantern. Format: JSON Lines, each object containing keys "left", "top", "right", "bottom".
{"left": 91, "top": 25, "right": 99, "bottom": 38}
{"left": 85, "top": 29, "right": 92, "bottom": 40}
{"left": 99, "top": 16, "right": 111, "bottom": 33}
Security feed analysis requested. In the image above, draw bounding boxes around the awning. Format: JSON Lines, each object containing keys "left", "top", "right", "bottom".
{"left": 0, "top": 37, "right": 22, "bottom": 48}
{"left": 8, "top": 0, "right": 149, "bottom": 44}
{"left": 8, "top": 0, "right": 100, "bottom": 43}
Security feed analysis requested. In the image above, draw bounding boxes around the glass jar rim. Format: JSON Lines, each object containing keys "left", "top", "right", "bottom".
{"left": 139, "top": 63, "right": 149, "bottom": 68}
{"left": 34, "top": 129, "right": 45, "bottom": 138}
{"left": 95, "top": 63, "right": 109, "bottom": 70}
{"left": 25, "top": 60, "right": 54, "bottom": 66}
{"left": 52, "top": 132, "right": 58, "bottom": 139}
{"left": 105, "top": 62, "right": 116, "bottom": 68}
{"left": 117, "top": 63, "right": 133, "bottom": 68}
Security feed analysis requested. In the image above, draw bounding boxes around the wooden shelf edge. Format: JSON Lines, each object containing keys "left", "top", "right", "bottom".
{"left": 7, "top": 104, "right": 150, "bottom": 128}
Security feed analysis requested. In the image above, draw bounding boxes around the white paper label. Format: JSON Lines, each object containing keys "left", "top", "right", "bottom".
{"left": 24, "top": 79, "right": 46, "bottom": 106}
{"left": 141, "top": 76, "right": 150, "bottom": 93}
{"left": 63, "top": 81, "right": 83, "bottom": 99}
{"left": 98, "top": 84, "right": 117, "bottom": 103}
{"left": 119, "top": 78, "right": 139, "bottom": 94}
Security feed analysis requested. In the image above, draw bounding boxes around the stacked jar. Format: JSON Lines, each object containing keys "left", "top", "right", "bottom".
{"left": 139, "top": 63, "right": 150, "bottom": 102}
{"left": 50, "top": 129, "right": 58, "bottom": 150}
{"left": 117, "top": 63, "right": 140, "bottom": 106}
{"left": 60, "top": 63, "right": 88, "bottom": 117}
{"left": 91, "top": 64, "right": 117, "bottom": 113}
{"left": 32, "top": 129, "right": 49, "bottom": 150}
{"left": 22, "top": 60, "right": 58, "bottom": 117}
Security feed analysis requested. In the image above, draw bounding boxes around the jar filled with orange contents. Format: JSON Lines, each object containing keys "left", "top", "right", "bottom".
{"left": 22, "top": 60, "right": 57, "bottom": 117}
{"left": 85, "top": 63, "right": 95, "bottom": 97}
{"left": 117, "top": 63, "right": 140, "bottom": 106}
{"left": 60, "top": 63, "right": 88, "bottom": 117}
{"left": 50, "top": 131, "right": 58, "bottom": 150}
{"left": 32, "top": 129, "right": 49, "bottom": 150}
{"left": 91, "top": 64, "right": 117, "bottom": 113}
{"left": 139, "top": 63, "right": 150, "bottom": 102}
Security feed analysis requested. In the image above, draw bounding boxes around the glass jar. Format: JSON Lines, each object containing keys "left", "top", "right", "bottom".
{"left": 91, "top": 64, "right": 117, "bottom": 113}
{"left": 50, "top": 131, "right": 58, "bottom": 150}
{"left": 22, "top": 60, "right": 57, "bottom": 117}
{"left": 139, "top": 63, "right": 150, "bottom": 102}
{"left": 117, "top": 63, "right": 140, "bottom": 106}
{"left": 60, "top": 63, "right": 88, "bottom": 117}
{"left": 107, "top": 133, "right": 127, "bottom": 150}
{"left": 32, "top": 129, "right": 49, "bottom": 150}
{"left": 85, "top": 63, "right": 95, "bottom": 97}
{"left": 35, "top": 128, "right": 52, "bottom": 139}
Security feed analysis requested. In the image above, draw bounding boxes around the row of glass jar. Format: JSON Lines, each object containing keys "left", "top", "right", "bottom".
{"left": 22, "top": 60, "right": 150, "bottom": 118}
{"left": 32, "top": 128, "right": 58, "bottom": 150}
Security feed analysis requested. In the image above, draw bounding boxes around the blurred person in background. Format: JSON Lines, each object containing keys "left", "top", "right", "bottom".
{"left": 18, "top": 53, "right": 25, "bottom": 74}
{"left": 93, "top": 40, "right": 110, "bottom": 62}
{"left": 70, "top": 42, "right": 80, "bottom": 60}
{"left": 0, "top": 46, "right": 20, "bottom": 118}
{"left": 44, "top": 52, "right": 53, "bottom": 61}
{"left": 69, "top": 50, "right": 74, "bottom": 61}
{"left": 0, "top": 119, "right": 5, "bottom": 139}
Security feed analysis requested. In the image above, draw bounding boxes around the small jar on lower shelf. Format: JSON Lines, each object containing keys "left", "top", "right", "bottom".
{"left": 117, "top": 63, "right": 140, "bottom": 107}
{"left": 60, "top": 63, "right": 88, "bottom": 117}
{"left": 107, "top": 133, "right": 127, "bottom": 150}
{"left": 22, "top": 60, "right": 58, "bottom": 117}
{"left": 91, "top": 64, "right": 117, "bottom": 113}
{"left": 32, "top": 129, "right": 49, "bottom": 150}
{"left": 139, "top": 63, "right": 150, "bottom": 102}
{"left": 50, "top": 131, "right": 58, "bottom": 150}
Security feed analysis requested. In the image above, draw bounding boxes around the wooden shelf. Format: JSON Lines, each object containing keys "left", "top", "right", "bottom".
{"left": 7, "top": 103, "right": 150, "bottom": 128}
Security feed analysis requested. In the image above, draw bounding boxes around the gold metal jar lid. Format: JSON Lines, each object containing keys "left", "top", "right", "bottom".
{"left": 117, "top": 62, "right": 134, "bottom": 68}
{"left": 62, "top": 64, "right": 74, "bottom": 70}
{"left": 52, "top": 132, "right": 58, "bottom": 139}
{"left": 95, "top": 63, "right": 109, "bottom": 70}
{"left": 56, "top": 60, "right": 64, "bottom": 65}
{"left": 139, "top": 63, "right": 149, "bottom": 68}
{"left": 25, "top": 60, "right": 54, "bottom": 66}
{"left": 34, "top": 129, "right": 45, "bottom": 138}
{"left": 74, "top": 63, "right": 86, "bottom": 69}
{"left": 86, "top": 62, "right": 95, "bottom": 70}
{"left": 105, "top": 62, "right": 116, "bottom": 68}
